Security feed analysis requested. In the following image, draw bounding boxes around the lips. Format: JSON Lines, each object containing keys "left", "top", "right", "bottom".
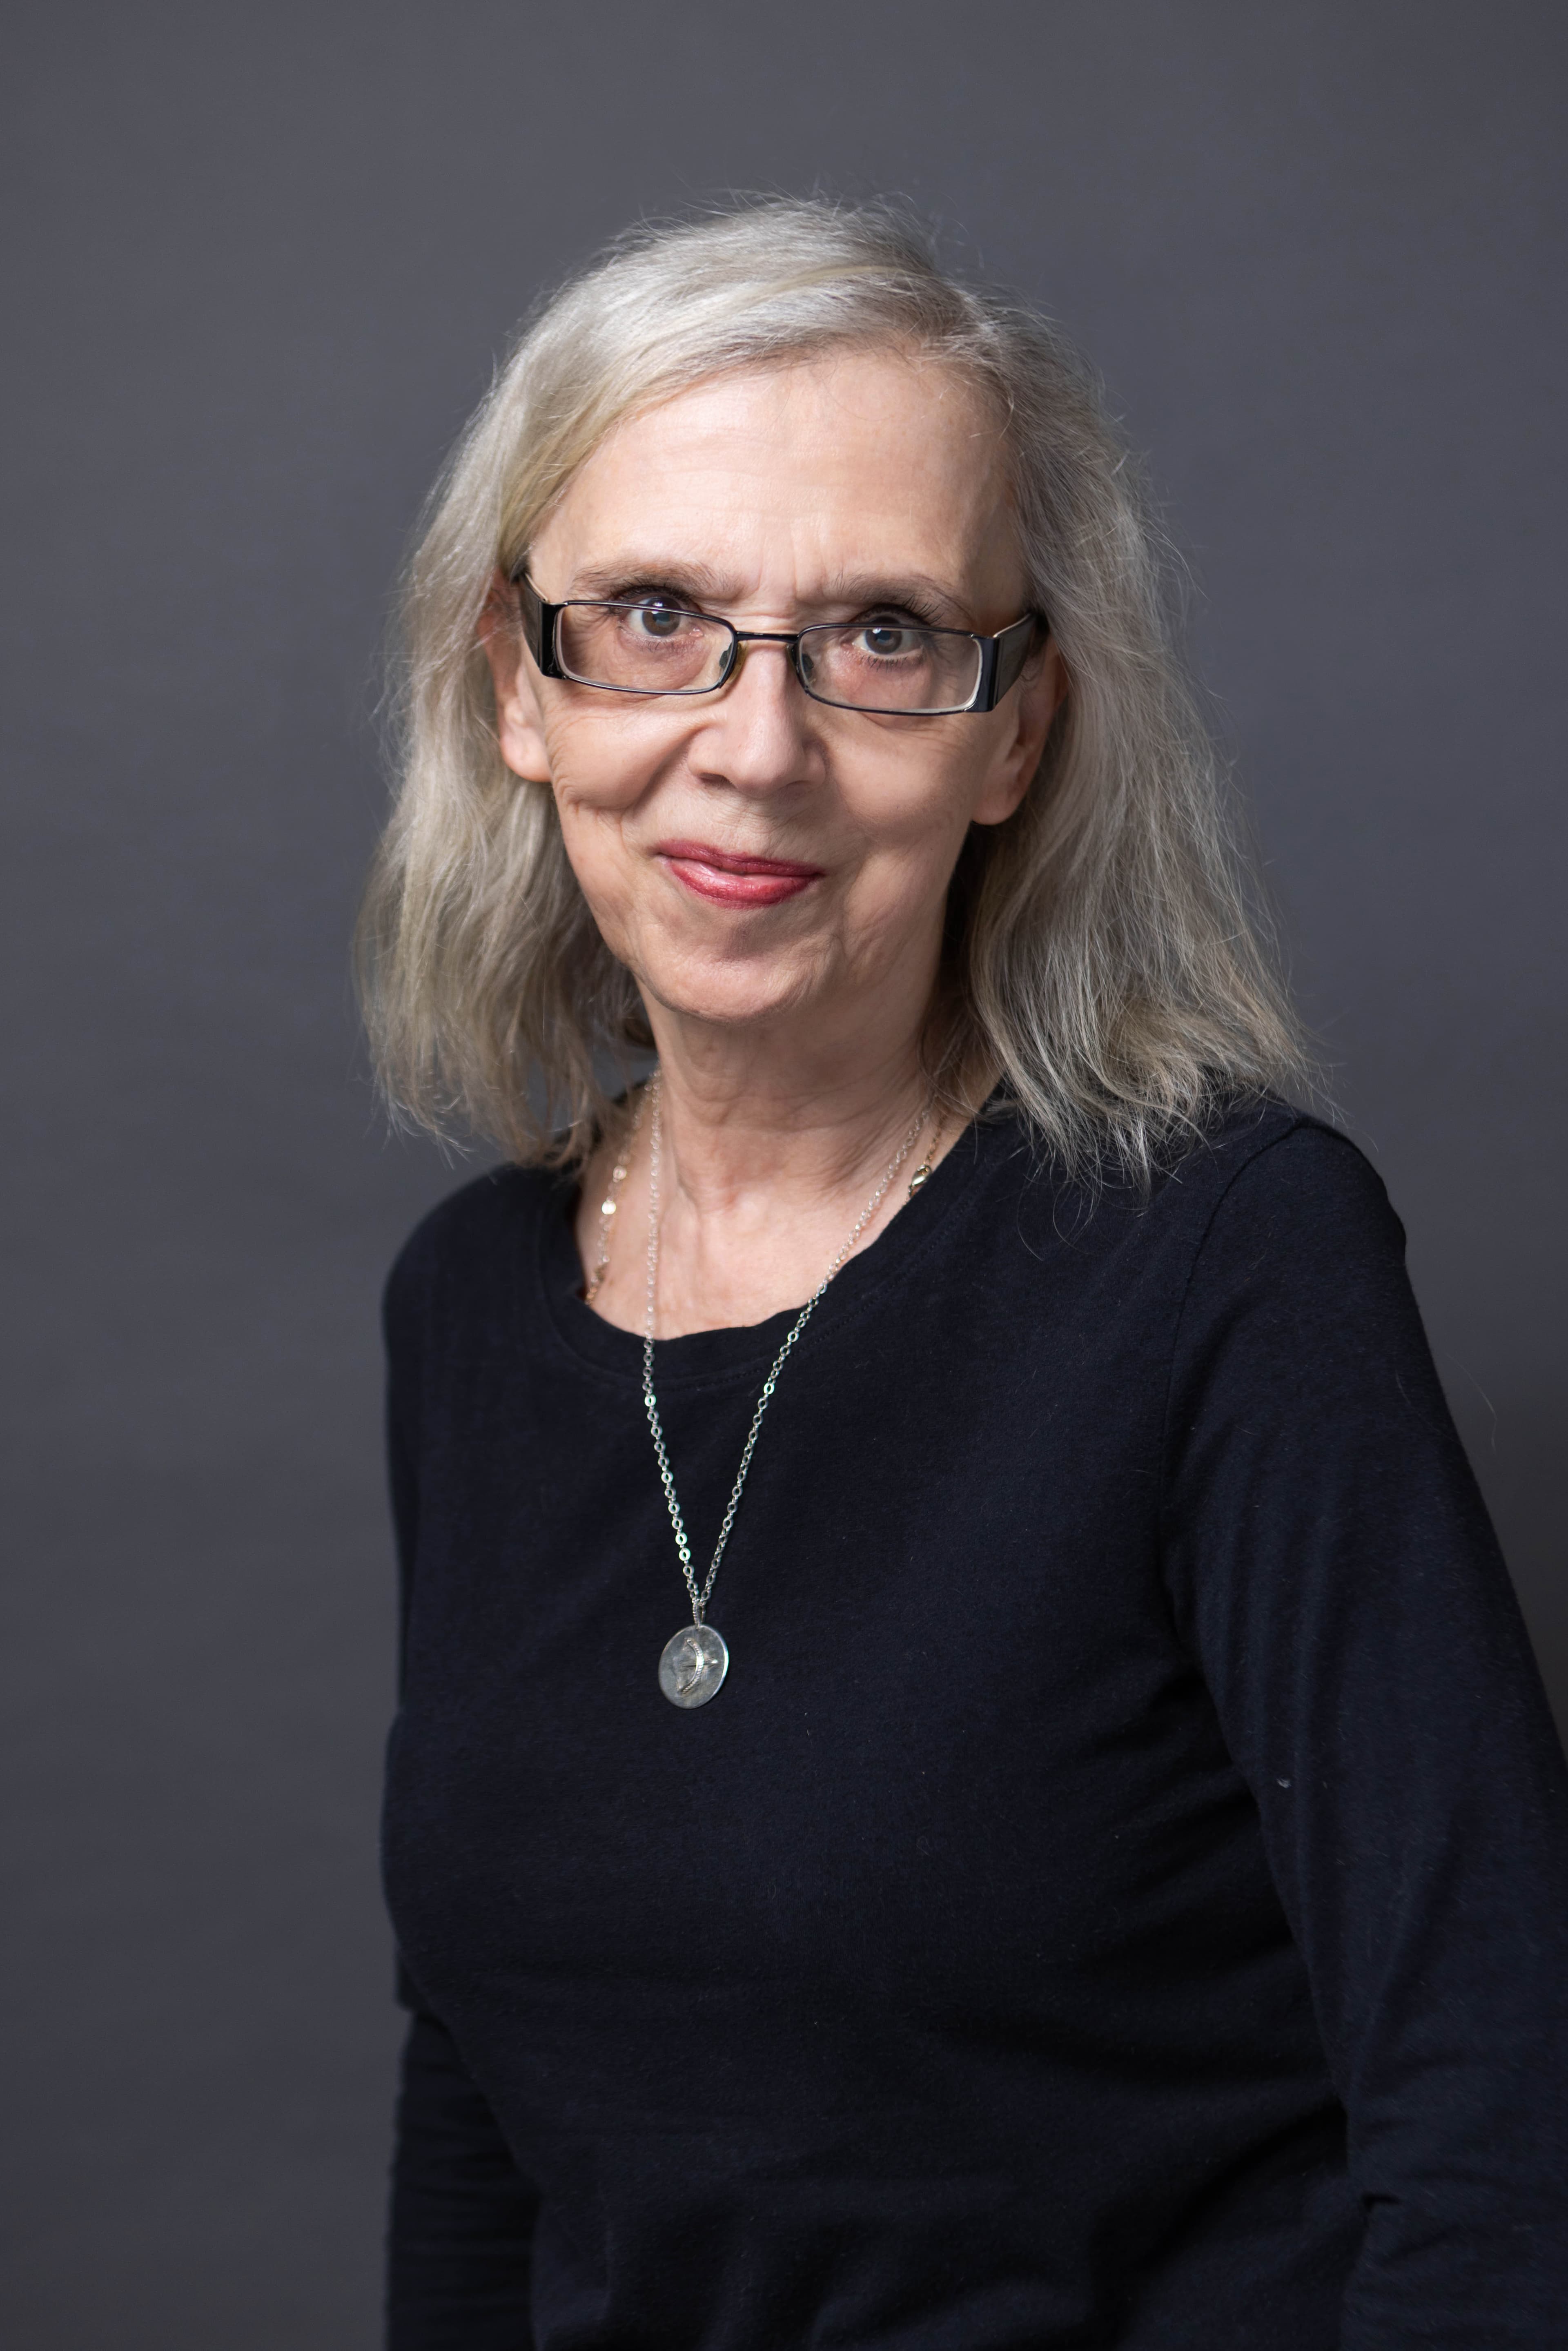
{"left": 656, "top": 839, "right": 824, "bottom": 908}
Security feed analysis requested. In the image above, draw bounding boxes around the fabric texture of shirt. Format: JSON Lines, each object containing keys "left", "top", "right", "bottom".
{"left": 380, "top": 1101, "right": 1568, "bottom": 2349}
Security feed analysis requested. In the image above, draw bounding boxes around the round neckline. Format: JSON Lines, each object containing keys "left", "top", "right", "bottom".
{"left": 535, "top": 1108, "right": 1012, "bottom": 1390}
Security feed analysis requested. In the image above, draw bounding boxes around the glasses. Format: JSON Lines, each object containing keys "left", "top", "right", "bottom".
{"left": 512, "top": 574, "right": 1043, "bottom": 717}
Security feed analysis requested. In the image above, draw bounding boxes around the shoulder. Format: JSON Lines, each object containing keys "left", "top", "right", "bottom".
{"left": 382, "top": 1161, "right": 566, "bottom": 1361}
{"left": 1158, "top": 1101, "right": 1403, "bottom": 1263}
{"left": 1162, "top": 1105, "right": 1411, "bottom": 1315}
{"left": 1156, "top": 1103, "right": 1436, "bottom": 1412}
{"left": 984, "top": 1094, "right": 1399, "bottom": 1274}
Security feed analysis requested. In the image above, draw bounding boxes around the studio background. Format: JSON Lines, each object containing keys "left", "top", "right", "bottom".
{"left": 4, "top": 4, "right": 1564, "bottom": 2344}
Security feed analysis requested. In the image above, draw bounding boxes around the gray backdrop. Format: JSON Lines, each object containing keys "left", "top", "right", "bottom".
{"left": 4, "top": 3, "right": 1564, "bottom": 2343}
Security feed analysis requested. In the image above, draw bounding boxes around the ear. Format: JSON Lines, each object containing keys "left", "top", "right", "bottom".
{"left": 478, "top": 571, "right": 552, "bottom": 784}
{"left": 970, "top": 638, "right": 1067, "bottom": 827}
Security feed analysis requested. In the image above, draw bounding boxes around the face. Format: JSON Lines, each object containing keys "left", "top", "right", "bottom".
{"left": 483, "top": 348, "right": 1062, "bottom": 1044}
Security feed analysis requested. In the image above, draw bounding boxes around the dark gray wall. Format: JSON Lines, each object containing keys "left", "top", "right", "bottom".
{"left": 4, "top": 3, "right": 1563, "bottom": 2341}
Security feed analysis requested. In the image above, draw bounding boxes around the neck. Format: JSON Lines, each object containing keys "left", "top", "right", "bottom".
{"left": 577, "top": 954, "right": 967, "bottom": 1337}
{"left": 639, "top": 999, "right": 933, "bottom": 1217}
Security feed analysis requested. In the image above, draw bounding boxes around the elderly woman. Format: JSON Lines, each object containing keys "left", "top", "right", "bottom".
{"left": 361, "top": 203, "right": 1568, "bottom": 2348}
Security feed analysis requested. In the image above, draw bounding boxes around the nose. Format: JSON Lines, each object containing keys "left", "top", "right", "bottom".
{"left": 687, "top": 635, "right": 822, "bottom": 798}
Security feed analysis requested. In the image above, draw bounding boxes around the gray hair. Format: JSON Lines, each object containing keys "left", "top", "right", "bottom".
{"left": 359, "top": 197, "right": 1307, "bottom": 1179}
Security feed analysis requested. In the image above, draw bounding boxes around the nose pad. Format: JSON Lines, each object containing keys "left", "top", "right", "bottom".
{"left": 718, "top": 634, "right": 811, "bottom": 702}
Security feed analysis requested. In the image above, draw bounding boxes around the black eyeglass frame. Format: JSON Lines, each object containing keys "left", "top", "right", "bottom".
{"left": 512, "top": 573, "right": 1044, "bottom": 717}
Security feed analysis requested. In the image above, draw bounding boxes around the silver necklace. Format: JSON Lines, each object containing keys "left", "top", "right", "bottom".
{"left": 641, "top": 1074, "right": 933, "bottom": 1709}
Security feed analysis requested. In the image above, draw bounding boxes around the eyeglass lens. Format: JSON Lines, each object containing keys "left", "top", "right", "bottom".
{"left": 554, "top": 602, "right": 983, "bottom": 714}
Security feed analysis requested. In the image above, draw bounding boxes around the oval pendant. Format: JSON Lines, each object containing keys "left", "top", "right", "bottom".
{"left": 658, "top": 1623, "right": 728, "bottom": 1709}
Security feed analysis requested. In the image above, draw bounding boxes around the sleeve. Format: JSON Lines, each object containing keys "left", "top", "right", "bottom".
{"left": 1160, "top": 1125, "right": 1568, "bottom": 2348}
{"left": 388, "top": 2003, "right": 537, "bottom": 2349}
{"left": 383, "top": 1236, "right": 427, "bottom": 1706}
{"left": 382, "top": 1239, "right": 538, "bottom": 2348}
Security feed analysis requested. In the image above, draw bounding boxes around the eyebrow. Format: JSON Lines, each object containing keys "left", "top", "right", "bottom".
{"left": 559, "top": 556, "right": 973, "bottom": 628}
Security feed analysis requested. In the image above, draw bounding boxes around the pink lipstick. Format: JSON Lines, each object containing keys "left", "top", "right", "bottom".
{"left": 657, "top": 840, "right": 824, "bottom": 908}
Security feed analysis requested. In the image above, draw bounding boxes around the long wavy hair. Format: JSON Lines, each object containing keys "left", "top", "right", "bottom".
{"left": 359, "top": 198, "right": 1307, "bottom": 1178}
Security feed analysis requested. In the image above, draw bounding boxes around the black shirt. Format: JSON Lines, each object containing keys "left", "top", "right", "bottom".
{"left": 381, "top": 1102, "right": 1568, "bottom": 2348}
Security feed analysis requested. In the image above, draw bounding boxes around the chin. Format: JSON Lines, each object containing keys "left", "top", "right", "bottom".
{"left": 634, "top": 941, "right": 830, "bottom": 1031}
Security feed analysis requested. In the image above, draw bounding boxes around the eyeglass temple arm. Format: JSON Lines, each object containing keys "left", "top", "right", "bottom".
{"left": 974, "top": 613, "right": 1044, "bottom": 713}
{"left": 512, "top": 573, "right": 565, "bottom": 679}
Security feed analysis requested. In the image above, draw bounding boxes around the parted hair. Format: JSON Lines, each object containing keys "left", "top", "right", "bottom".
{"left": 358, "top": 197, "right": 1307, "bottom": 1178}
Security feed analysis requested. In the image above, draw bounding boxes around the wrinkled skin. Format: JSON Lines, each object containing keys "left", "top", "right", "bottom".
{"left": 481, "top": 349, "right": 1062, "bottom": 1334}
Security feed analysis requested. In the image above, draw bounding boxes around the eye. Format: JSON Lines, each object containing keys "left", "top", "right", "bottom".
{"left": 857, "top": 620, "right": 922, "bottom": 658}
{"left": 627, "top": 601, "right": 691, "bottom": 639}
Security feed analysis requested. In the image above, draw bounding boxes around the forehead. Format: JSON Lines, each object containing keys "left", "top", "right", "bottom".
{"left": 532, "top": 348, "right": 1017, "bottom": 606}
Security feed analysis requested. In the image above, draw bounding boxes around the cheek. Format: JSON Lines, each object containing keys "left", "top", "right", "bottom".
{"left": 543, "top": 715, "right": 666, "bottom": 939}
{"left": 541, "top": 726, "right": 643, "bottom": 923}
{"left": 551, "top": 781, "right": 635, "bottom": 923}
{"left": 543, "top": 706, "right": 675, "bottom": 811}
{"left": 836, "top": 735, "right": 989, "bottom": 870}
{"left": 551, "top": 798, "right": 643, "bottom": 974}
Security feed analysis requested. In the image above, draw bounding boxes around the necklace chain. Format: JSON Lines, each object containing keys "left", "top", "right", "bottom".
{"left": 583, "top": 1101, "right": 644, "bottom": 1305}
{"left": 640, "top": 1073, "right": 932, "bottom": 1626}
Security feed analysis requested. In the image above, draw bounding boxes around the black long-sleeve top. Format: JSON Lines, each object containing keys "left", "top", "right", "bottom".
{"left": 380, "top": 1101, "right": 1568, "bottom": 2348}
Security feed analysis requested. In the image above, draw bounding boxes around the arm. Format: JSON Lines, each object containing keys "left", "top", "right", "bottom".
{"left": 388, "top": 1999, "right": 537, "bottom": 2350}
{"left": 383, "top": 1244, "right": 537, "bottom": 2347}
{"left": 1162, "top": 1125, "right": 1568, "bottom": 2347}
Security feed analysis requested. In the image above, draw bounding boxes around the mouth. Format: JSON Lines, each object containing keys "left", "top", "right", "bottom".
{"left": 655, "top": 839, "right": 825, "bottom": 908}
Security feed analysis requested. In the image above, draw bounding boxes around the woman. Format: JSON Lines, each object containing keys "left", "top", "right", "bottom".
{"left": 361, "top": 203, "right": 1568, "bottom": 2347}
